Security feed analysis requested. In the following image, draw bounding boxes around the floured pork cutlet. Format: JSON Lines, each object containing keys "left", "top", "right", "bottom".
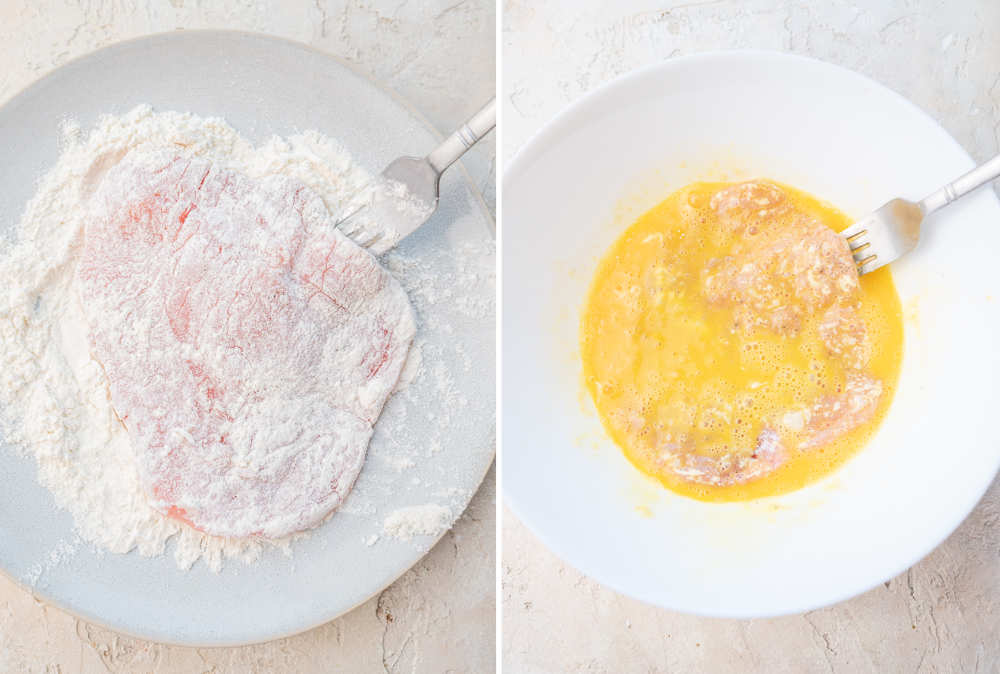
{"left": 699, "top": 181, "right": 881, "bottom": 474}
{"left": 77, "top": 151, "right": 416, "bottom": 538}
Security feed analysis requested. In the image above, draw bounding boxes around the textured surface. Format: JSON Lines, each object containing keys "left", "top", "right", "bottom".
{"left": 0, "top": 467, "right": 494, "bottom": 672}
{"left": 503, "top": 0, "right": 1000, "bottom": 672}
{"left": 0, "top": 0, "right": 495, "bottom": 670}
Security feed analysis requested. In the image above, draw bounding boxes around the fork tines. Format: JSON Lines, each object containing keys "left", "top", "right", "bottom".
{"left": 844, "top": 228, "right": 876, "bottom": 269}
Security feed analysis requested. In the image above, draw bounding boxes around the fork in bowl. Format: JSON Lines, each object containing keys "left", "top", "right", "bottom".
{"left": 843, "top": 154, "right": 1000, "bottom": 275}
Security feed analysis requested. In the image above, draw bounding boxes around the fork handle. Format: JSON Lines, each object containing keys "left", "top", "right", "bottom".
{"left": 427, "top": 98, "right": 496, "bottom": 174}
{"left": 920, "top": 153, "right": 1000, "bottom": 214}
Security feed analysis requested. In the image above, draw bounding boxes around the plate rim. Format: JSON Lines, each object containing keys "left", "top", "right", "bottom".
{"left": 0, "top": 29, "right": 495, "bottom": 646}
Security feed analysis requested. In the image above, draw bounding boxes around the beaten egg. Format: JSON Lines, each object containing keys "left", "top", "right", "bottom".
{"left": 581, "top": 180, "right": 903, "bottom": 501}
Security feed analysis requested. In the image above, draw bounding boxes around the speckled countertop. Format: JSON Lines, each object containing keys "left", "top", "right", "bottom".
{"left": 503, "top": 1, "right": 1000, "bottom": 672}
{"left": 0, "top": 1, "right": 495, "bottom": 672}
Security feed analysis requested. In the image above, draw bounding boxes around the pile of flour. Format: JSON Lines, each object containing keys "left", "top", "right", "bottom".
{"left": 0, "top": 106, "right": 389, "bottom": 571}
{"left": 383, "top": 504, "right": 453, "bottom": 541}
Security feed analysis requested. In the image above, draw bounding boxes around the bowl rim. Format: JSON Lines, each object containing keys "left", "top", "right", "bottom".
{"left": 501, "top": 48, "right": 1000, "bottom": 618}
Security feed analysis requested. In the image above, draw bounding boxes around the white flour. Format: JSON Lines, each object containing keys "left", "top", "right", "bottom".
{"left": 78, "top": 151, "right": 415, "bottom": 539}
{"left": 0, "top": 106, "right": 433, "bottom": 572}
{"left": 383, "top": 504, "right": 453, "bottom": 541}
{"left": 0, "top": 105, "right": 493, "bottom": 578}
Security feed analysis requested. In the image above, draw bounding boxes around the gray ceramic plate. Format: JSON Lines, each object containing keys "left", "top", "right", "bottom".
{"left": 0, "top": 31, "right": 495, "bottom": 646}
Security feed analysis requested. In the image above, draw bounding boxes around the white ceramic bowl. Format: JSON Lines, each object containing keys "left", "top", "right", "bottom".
{"left": 503, "top": 51, "right": 1000, "bottom": 617}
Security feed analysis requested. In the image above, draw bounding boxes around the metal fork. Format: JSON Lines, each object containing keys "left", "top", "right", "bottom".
{"left": 337, "top": 98, "right": 496, "bottom": 254}
{"left": 843, "top": 153, "right": 1000, "bottom": 275}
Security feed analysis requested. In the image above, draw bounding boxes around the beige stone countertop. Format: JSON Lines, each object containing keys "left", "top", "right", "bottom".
{"left": 502, "top": 1, "right": 1000, "bottom": 672}
{"left": 0, "top": 1, "right": 495, "bottom": 672}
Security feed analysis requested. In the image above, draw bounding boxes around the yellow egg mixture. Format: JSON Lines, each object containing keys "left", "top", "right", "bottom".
{"left": 581, "top": 180, "right": 903, "bottom": 501}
